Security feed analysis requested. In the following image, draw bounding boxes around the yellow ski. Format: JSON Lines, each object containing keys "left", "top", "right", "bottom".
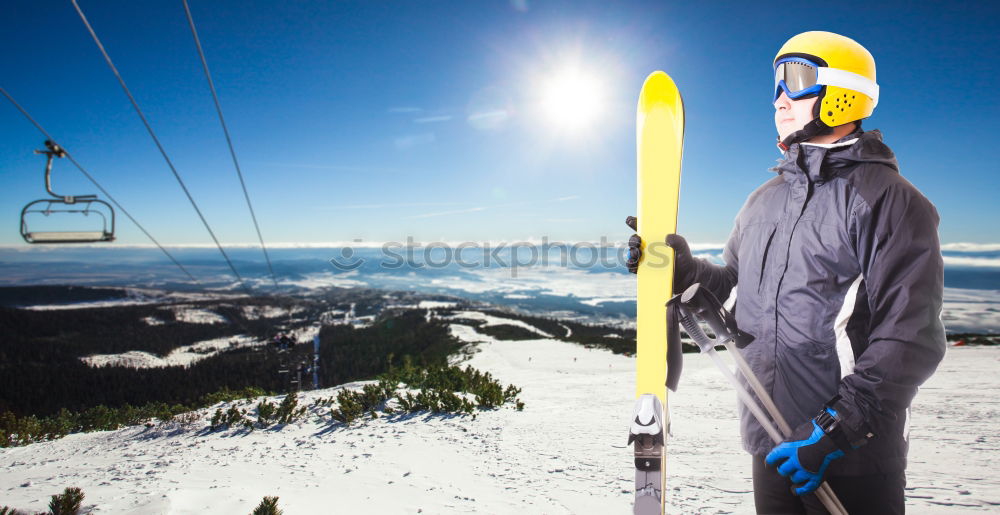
{"left": 628, "top": 71, "right": 684, "bottom": 515}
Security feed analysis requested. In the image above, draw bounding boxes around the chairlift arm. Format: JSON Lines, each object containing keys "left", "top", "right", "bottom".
{"left": 34, "top": 140, "right": 93, "bottom": 203}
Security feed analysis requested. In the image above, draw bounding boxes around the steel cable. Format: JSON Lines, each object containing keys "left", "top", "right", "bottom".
{"left": 182, "top": 0, "right": 279, "bottom": 290}
{"left": 71, "top": 0, "right": 253, "bottom": 297}
{"left": 1, "top": 85, "right": 199, "bottom": 284}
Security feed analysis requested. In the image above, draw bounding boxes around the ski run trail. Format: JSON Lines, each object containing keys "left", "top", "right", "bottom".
{"left": 2, "top": 312, "right": 998, "bottom": 514}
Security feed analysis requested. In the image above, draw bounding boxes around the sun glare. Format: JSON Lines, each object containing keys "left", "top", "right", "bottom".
{"left": 541, "top": 69, "right": 604, "bottom": 131}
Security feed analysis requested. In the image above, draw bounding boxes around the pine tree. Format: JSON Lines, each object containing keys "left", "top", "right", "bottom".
{"left": 251, "top": 496, "right": 282, "bottom": 515}
{"left": 48, "top": 487, "right": 84, "bottom": 515}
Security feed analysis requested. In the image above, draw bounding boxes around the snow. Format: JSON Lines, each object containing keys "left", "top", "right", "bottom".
{"left": 80, "top": 335, "right": 262, "bottom": 369}
{"left": 387, "top": 300, "right": 460, "bottom": 311}
{"left": 240, "top": 305, "right": 305, "bottom": 320}
{"left": 581, "top": 296, "right": 633, "bottom": 307}
{"left": 287, "top": 324, "right": 321, "bottom": 344}
{"left": 170, "top": 306, "right": 227, "bottom": 325}
{"left": 15, "top": 289, "right": 245, "bottom": 311}
{"left": 942, "top": 288, "right": 1000, "bottom": 333}
{"left": 3, "top": 320, "right": 998, "bottom": 513}
{"left": 417, "top": 300, "right": 458, "bottom": 309}
{"left": 404, "top": 266, "right": 636, "bottom": 301}
{"left": 246, "top": 267, "right": 1000, "bottom": 332}
{"left": 21, "top": 298, "right": 156, "bottom": 311}
{"left": 142, "top": 316, "right": 165, "bottom": 326}
{"left": 446, "top": 310, "right": 554, "bottom": 338}
{"left": 278, "top": 271, "right": 366, "bottom": 289}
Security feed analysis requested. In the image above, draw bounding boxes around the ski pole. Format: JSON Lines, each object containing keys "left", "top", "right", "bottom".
{"left": 716, "top": 334, "right": 849, "bottom": 515}
{"left": 696, "top": 345, "right": 847, "bottom": 515}
{"left": 673, "top": 284, "right": 849, "bottom": 515}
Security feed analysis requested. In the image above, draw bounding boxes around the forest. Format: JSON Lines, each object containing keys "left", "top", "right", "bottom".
{"left": 0, "top": 286, "right": 463, "bottom": 417}
{"left": 0, "top": 284, "right": 656, "bottom": 425}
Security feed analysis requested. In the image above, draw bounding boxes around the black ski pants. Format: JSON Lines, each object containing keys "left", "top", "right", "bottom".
{"left": 752, "top": 455, "right": 906, "bottom": 515}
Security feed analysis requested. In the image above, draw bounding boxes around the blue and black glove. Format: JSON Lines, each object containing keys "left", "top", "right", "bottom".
{"left": 765, "top": 407, "right": 853, "bottom": 495}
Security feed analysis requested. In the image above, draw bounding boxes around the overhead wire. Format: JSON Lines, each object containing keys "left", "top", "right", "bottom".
{"left": 182, "top": 0, "right": 279, "bottom": 290}
{"left": 70, "top": 0, "right": 254, "bottom": 297}
{"left": 0, "top": 86, "right": 199, "bottom": 284}
{"left": 3, "top": 90, "right": 273, "bottom": 341}
{"left": 3, "top": 90, "right": 270, "bottom": 341}
{"left": 5, "top": 1, "right": 312, "bottom": 382}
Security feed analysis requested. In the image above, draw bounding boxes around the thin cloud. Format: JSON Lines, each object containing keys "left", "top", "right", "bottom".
{"left": 414, "top": 115, "right": 453, "bottom": 124}
{"left": 404, "top": 194, "right": 584, "bottom": 220}
{"left": 249, "top": 161, "right": 393, "bottom": 172}
{"left": 467, "top": 110, "right": 509, "bottom": 130}
{"left": 942, "top": 256, "right": 1000, "bottom": 268}
{"left": 388, "top": 107, "right": 423, "bottom": 113}
{"left": 316, "top": 201, "right": 465, "bottom": 211}
{"left": 406, "top": 207, "right": 488, "bottom": 219}
{"left": 394, "top": 133, "right": 436, "bottom": 149}
{"left": 942, "top": 243, "right": 1000, "bottom": 252}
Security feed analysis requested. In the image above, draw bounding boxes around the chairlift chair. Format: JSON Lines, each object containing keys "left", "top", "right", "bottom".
{"left": 19, "top": 140, "right": 115, "bottom": 244}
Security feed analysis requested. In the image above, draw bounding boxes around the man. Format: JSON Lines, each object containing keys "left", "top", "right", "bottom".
{"left": 627, "top": 31, "right": 945, "bottom": 514}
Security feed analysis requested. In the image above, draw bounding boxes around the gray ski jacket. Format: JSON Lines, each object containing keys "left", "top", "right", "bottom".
{"left": 696, "top": 129, "right": 946, "bottom": 475}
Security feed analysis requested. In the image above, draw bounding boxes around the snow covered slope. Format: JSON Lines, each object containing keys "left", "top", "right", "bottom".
{"left": 79, "top": 335, "right": 262, "bottom": 369}
{"left": 2, "top": 320, "right": 997, "bottom": 513}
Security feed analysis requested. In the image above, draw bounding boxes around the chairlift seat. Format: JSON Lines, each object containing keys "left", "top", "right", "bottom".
{"left": 20, "top": 198, "right": 116, "bottom": 244}
{"left": 23, "top": 231, "right": 114, "bottom": 244}
{"left": 18, "top": 140, "right": 116, "bottom": 245}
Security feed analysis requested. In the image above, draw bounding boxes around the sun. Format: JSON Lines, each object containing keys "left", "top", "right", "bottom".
{"left": 540, "top": 68, "right": 605, "bottom": 131}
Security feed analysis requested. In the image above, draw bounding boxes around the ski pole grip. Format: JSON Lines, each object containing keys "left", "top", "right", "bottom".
{"left": 678, "top": 284, "right": 731, "bottom": 340}
{"left": 677, "top": 283, "right": 756, "bottom": 348}
{"left": 674, "top": 304, "right": 716, "bottom": 353}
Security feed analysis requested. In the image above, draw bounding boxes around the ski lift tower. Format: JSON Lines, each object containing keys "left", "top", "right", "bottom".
{"left": 312, "top": 333, "right": 320, "bottom": 390}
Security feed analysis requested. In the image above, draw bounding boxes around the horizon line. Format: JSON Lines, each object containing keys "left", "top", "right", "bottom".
{"left": 0, "top": 241, "right": 998, "bottom": 251}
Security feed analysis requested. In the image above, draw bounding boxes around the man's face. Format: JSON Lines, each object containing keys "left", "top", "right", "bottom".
{"left": 774, "top": 90, "right": 818, "bottom": 142}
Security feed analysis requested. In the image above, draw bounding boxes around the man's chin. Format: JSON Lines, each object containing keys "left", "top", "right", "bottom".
{"left": 777, "top": 125, "right": 804, "bottom": 143}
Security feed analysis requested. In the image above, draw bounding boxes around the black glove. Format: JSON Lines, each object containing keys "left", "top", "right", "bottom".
{"left": 625, "top": 216, "right": 640, "bottom": 274}
{"left": 626, "top": 216, "right": 698, "bottom": 291}
{"left": 664, "top": 233, "right": 699, "bottom": 292}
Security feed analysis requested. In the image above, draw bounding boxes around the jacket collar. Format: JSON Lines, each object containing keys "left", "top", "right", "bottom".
{"left": 771, "top": 129, "right": 893, "bottom": 185}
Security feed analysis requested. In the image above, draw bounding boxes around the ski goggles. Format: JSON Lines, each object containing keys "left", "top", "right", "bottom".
{"left": 773, "top": 56, "right": 880, "bottom": 106}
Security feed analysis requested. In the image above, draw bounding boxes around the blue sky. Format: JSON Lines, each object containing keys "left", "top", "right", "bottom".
{"left": 1, "top": 0, "right": 998, "bottom": 247}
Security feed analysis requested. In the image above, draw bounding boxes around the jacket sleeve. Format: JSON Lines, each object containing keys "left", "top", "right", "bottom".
{"left": 833, "top": 174, "right": 947, "bottom": 445}
{"left": 693, "top": 222, "right": 739, "bottom": 303}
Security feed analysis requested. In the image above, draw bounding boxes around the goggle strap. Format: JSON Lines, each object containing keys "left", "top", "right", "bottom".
{"left": 816, "top": 67, "right": 880, "bottom": 108}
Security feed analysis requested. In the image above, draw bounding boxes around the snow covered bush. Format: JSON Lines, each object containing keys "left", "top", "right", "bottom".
{"left": 274, "top": 392, "right": 307, "bottom": 425}
{"left": 210, "top": 405, "right": 248, "bottom": 431}
{"left": 255, "top": 399, "right": 277, "bottom": 427}
{"left": 329, "top": 379, "right": 396, "bottom": 424}
{"left": 327, "top": 360, "right": 524, "bottom": 425}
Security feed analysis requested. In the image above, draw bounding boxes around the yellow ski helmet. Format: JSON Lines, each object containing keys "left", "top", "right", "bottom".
{"left": 773, "top": 31, "right": 879, "bottom": 149}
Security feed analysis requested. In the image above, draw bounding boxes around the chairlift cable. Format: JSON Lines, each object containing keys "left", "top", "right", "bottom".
{"left": 71, "top": 0, "right": 253, "bottom": 297}
{"left": 0, "top": 85, "right": 199, "bottom": 283}
{"left": 182, "top": 0, "right": 279, "bottom": 290}
{"left": 2, "top": 92, "right": 283, "bottom": 362}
